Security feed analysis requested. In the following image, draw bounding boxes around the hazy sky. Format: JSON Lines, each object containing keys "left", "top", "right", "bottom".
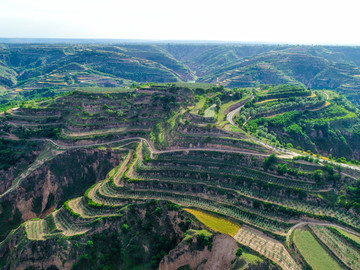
{"left": 0, "top": 0, "right": 359, "bottom": 45}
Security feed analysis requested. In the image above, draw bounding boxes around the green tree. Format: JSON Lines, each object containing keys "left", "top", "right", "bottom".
{"left": 236, "top": 247, "right": 243, "bottom": 257}
{"left": 286, "top": 143, "right": 293, "bottom": 149}
{"left": 263, "top": 154, "right": 277, "bottom": 171}
{"left": 214, "top": 97, "right": 222, "bottom": 113}
{"left": 122, "top": 224, "right": 130, "bottom": 233}
{"left": 313, "top": 169, "right": 323, "bottom": 182}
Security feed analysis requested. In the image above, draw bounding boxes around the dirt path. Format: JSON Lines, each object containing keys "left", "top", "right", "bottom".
{"left": 243, "top": 116, "right": 251, "bottom": 126}
{"left": 226, "top": 96, "right": 253, "bottom": 126}
{"left": 114, "top": 151, "right": 133, "bottom": 186}
{"left": 309, "top": 101, "right": 330, "bottom": 112}
{"left": 324, "top": 92, "right": 329, "bottom": 100}
{"left": 286, "top": 221, "right": 360, "bottom": 242}
{"left": 30, "top": 137, "right": 271, "bottom": 157}
{"left": 309, "top": 92, "right": 330, "bottom": 112}
{"left": 226, "top": 96, "right": 296, "bottom": 157}
{"left": 64, "top": 127, "right": 150, "bottom": 138}
{"left": 0, "top": 132, "right": 20, "bottom": 140}
{"left": 7, "top": 121, "right": 61, "bottom": 127}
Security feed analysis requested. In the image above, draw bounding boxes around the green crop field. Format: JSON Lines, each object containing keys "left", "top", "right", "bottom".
{"left": 294, "top": 228, "right": 343, "bottom": 270}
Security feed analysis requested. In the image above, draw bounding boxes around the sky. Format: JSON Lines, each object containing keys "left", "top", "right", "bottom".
{"left": 0, "top": 0, "right": 359, "bottom": 45}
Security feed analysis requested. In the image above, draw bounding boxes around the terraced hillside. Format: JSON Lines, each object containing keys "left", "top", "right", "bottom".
{"left": 2, "top": 43, "right": 360, "bottom": 110}
{"left": 234, "top": 85, "right": 360, "bottom": 160}
{"left": 1, "top": 83, "right": 360, "bottom": 269}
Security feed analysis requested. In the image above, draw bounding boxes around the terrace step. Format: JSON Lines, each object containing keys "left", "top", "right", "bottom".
{"left": 96, "top": 188, "right": 288, "bottom": 233}
{"left": 67, "top": 197, "right": 120, "bottom": 218}
{"left": 25, "top": 219, "right": 48, "bottom": 240}
{"left": 234, "top": 226, "right": 300, "bottom": 270}
{"left": 309, "top": 225, "right": 360, "bottom": 269}
{"left": 52, "top": 208, "right": 91, "bottom": 237}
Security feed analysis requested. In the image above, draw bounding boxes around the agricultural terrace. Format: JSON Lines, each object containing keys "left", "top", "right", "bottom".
{"left": 184, "top": 208, "right": 240, "bottom": 236}
{"left": 293, "top": 228, "right": 343, "bottom": 270}
{"left": 309, "top": 225, "right": 360, "bottom": 269}
{"left": 334, "top": 227, "right": 360, "bottom": 244}
{"left": 1, "top": 84, "right": 360, "bottom": 270}
{"left": 235, "top": 84, "right": 360, "bottom": 162}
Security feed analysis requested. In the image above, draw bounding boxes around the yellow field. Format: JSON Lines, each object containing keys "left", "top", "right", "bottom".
{"left": 184, "top": 208, "right": 240, "bottom": 236}
{"left": 309, "top": 92, "right": 317, "bottom": 98}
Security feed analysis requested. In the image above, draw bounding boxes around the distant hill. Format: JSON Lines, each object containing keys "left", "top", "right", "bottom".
{"left": 1, "top": 43, "right": 360, "bottom": 106}
{"left": 161, "top": 44, "right": 360, "bottom": 105}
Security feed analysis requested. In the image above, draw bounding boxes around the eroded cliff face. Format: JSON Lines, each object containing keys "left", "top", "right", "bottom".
{"left": 159, "top": 234, "right": 238, "bottom": 270}
{"left": 0, "top": 147, "right": 124, "bottom": 241}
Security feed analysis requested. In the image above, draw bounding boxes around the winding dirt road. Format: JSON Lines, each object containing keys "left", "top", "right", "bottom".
{"left": 286, "top": 221, "right": 360, "bottom": 242}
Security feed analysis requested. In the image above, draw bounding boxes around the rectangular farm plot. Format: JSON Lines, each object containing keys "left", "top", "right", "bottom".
{"left": 235, "top": 226, "right": 300, "bottom": 270}
{"left": 293, "top": 228, "right": 342, "bottom": 270}
{"left": 184, "top": 208, "right": 240, "bottom": 236}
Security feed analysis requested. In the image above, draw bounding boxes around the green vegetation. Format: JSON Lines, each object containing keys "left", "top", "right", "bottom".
{"left": 1, "top": 44, "right": 360, "bottom": 109}
{"left": 235, "top": 84, "right": 360, "bottom": 160}
{"left": 76, "top": 86, "right": 133, "bottom": 93}
{"left": 183, "top": 229, "right": 212, "bottom": 241}
{"left": 294, "top": 228, "right": 343, "bottom": 270}
{"left": 310, "top": 225, "right": 360, "bottom": 269}
{"left": 333, "top": 227, "right": 360, "bottom": 245}
{"left": 241, "top": 252, "right": 263, "bottom": 264}
{"left": 1, "top": 81, "right": 360, "bottom": 269}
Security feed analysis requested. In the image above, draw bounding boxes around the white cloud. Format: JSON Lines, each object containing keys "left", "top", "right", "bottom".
{"left": 0, "top": 0, "right": 359, "bottom": 44}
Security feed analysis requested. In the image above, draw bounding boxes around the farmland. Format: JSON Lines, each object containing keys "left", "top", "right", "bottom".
{"left": 0, "top": 82, "right": 360, "bottom": 269}
{"left": 184, "top": 208, "right": 241, "bottom": 236}
{"left": 293, "top": 228, "right": 343, "bottom": 270}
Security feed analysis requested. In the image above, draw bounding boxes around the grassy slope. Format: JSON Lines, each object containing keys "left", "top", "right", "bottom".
{"left": 204, "top": 104, "right": 216, "bottom": 118}
{"left": 294, "top": 228, "right": 342, "bottom": 270}
{"left": 242, "top": 252, "right": 263, "bottom": 264}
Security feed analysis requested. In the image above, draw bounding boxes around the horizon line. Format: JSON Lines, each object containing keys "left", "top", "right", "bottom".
{"left": 0, "top": 37, "right": 360, "bottom": 47}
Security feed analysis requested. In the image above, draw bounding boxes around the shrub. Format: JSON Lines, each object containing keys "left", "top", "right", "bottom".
{"left": 236, "top": 247, "right": 243, "bottom": 257}
{"left": 122, "top": 224, "right": 130, "bottom": 233}
{"left": 263, "top": 154, "right": 277, "bottom": 171}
